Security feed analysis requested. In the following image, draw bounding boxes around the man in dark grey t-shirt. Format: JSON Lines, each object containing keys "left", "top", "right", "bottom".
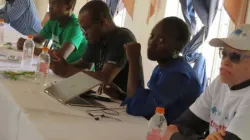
{"left": 50, "top": 0, "right": 144, "bottom": 99}
{"left": 83, "top": 28, "right": 144, "bottom": 94}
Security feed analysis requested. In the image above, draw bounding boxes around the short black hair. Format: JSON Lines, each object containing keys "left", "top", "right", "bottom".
{"left": 160, "top": 17, "right": 190, "bottom": 52}
{"left": 79, "top": 0, "right": 112, "bottom": 22}
{"left": 62, "top": 0, "right": 77, "bottom": 10}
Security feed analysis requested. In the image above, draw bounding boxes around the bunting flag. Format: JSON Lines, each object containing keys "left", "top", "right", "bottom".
{"left": 122, "top": 0, "right": 135, "bottom": 19}
{"left": 147, "top": 0, "right": 158, "bottom": 24}
{"left": 224, "top": 0, "right": 248, "bottom": 27}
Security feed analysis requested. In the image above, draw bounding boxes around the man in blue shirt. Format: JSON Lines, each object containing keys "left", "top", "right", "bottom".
{"left": 122, "top": 17, "right": 202, "bottom": 123}
{"left": 0, "top": 0, "right": 41, "bottom": 35}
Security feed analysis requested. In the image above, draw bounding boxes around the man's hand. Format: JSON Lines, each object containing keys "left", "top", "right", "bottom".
{"left": 124, "top": 42, "right": 141, "bottom": 61}
{"left": 205, "top": 130, "right": 226, "bottom": 140}
{"left": 50, "top": 52, "right": 69, "bottom": 77}
{"left": 164, "top": 125, "right": 179, "bottom": 140}
{"left": 124, "top": 42, "right": 141, "bottom": 96}
{"left": 97, "top": 84, "right": 125, "bottom": 100}
{"left": 17, "top": 37, "right": 26, "bottom": 51}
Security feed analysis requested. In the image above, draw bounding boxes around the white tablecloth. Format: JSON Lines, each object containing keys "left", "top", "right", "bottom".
{"left": 0, "top": 24, "right": 148, "bottom": 140}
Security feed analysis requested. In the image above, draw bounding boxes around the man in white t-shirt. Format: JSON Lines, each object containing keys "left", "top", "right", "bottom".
{"left": 164, "top": 24, "right": 250, "bottom": 140}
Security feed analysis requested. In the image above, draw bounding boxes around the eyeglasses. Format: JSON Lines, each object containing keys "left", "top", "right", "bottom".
{"left": 81, "top": 20, "right": 102, "bottom": 35}
{"left": 86, "top": 108, "right": 125, "bottom": 121}
{"left": 219, "top": 48, "right": 250, "bottom": 64}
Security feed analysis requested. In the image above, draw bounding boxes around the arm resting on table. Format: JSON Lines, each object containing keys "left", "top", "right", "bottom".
{"left": 124, "top": 73, "right": 192, "bottom": 119}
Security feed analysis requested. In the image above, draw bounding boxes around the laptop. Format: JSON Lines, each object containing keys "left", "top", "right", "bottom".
{"left": 44, "top": 72, "right": 105, "bottom": 107}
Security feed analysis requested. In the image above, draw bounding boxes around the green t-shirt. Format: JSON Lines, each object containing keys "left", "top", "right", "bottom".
{"left": 40, "top": 14, "right": 87, "bottom": 63}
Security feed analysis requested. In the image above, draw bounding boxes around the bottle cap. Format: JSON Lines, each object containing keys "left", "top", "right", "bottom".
{"left": 28, "top": 35, "right": 33, "bottom": 39}
{"left": 156, "top": 107, "right": 165, "bottom": 114}
{"left": 42, "top": 47, "right": 49, "bottom": 52}
{"left": 0, "top": 19, "right": 4, "bottom": 23}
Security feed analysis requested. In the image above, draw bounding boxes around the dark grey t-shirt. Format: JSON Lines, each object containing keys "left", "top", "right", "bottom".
{"left": 83, "top": 28, "right": 144, "bottom": 93}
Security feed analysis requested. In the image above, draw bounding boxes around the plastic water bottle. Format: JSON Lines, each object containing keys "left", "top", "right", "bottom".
{"left": 36, "top": 47, "right": 50, "bottom": 87}
{"left": 21, "top": 35, "right": 35, "bottom": 67}
{"left": 147, "top": 107, "right": 167, "bottom": 140}
{"left": 0, "top": 19, "right": 4, "bottom": 45}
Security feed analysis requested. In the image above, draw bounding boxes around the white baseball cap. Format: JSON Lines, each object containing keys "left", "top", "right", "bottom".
{"left": 209, "top": 24, "right": 250, "bottom": 51}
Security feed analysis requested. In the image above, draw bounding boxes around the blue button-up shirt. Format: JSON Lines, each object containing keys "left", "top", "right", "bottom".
{"left": 0, "top": 0, "right": 41, "bottom": 35}
{"left": 123, "top": 58, "right": 203, "bottom": 123}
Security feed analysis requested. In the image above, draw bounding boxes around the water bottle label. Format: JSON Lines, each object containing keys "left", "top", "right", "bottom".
{"left": 39, "top": 62, "right": 49, "bottom": 78}
{"left": 147, "top": 129, "right": 163, "bottom": 140}
{"left": 23, "top": 49, "right": 33, "bottom": 60}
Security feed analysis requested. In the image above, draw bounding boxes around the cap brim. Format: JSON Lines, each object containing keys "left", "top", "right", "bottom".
{"left": 209, "top": 38, "right": 250, "bottom": 51}
{"left": 209, "top": 38, "right": 227, "bottom": 47}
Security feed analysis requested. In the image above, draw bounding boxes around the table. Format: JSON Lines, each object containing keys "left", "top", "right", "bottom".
{"left": 0, "top": 24, "right": 148, "bottom": 140}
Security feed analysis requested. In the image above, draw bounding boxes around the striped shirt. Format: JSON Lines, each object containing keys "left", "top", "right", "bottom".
{"left": 0, "top": 0, "right": 42, "bottom": 35}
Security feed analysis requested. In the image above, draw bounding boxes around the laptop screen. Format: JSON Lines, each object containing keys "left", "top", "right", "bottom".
{"left": 45, "top": 72, "right": 102, "bottom": 103}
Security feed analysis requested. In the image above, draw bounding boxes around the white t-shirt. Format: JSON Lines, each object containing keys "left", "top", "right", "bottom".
{"left": 190, "top": 76, "right": 250, "bottom": 140}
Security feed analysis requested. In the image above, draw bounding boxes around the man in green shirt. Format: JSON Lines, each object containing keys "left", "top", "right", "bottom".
{"left": 17, "top": 0, "right": 87, "bottom": 63}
